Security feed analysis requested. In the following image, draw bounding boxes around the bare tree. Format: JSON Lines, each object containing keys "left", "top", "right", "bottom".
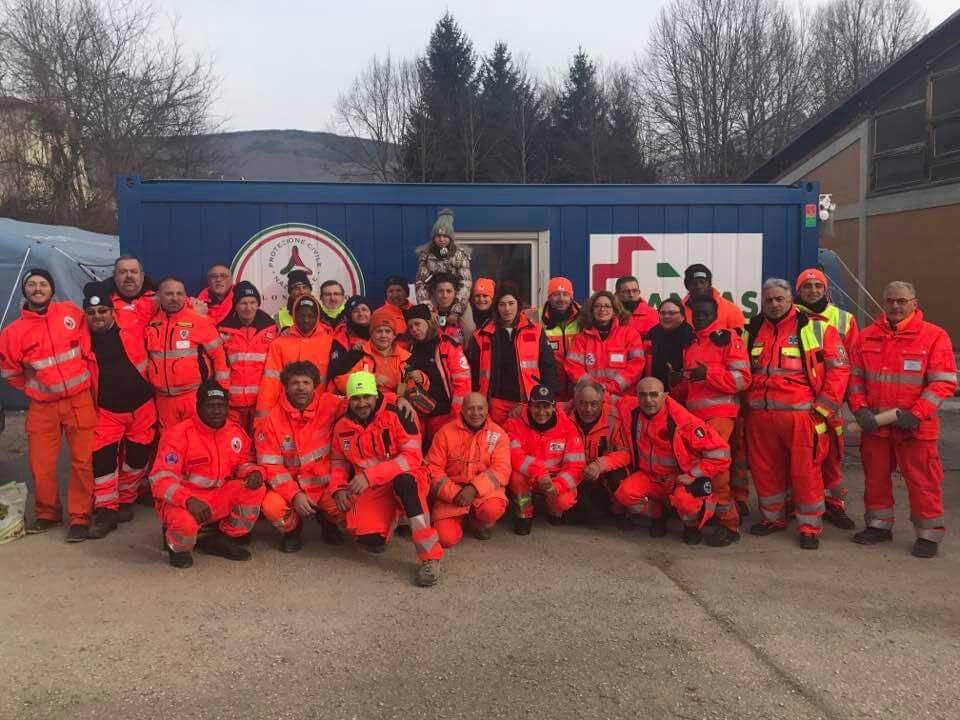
{"left": 332, "top": 53, "right": 420, "bottom": 182}
{"left": 0, "top": 0, "right": 222, "bottom": 231}
{"left": 808, "top": 0, "right": 927, "bottom": 111}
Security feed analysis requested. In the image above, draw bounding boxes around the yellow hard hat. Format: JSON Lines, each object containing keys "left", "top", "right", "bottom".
{"left": 346, "top": 371, "right": 378, "bottom": 398}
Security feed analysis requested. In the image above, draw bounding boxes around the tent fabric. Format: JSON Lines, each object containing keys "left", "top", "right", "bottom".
{"left": 0, "top": 217, "right": 118, "bottom": 409}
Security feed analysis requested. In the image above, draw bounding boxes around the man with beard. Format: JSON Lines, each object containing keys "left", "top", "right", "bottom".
{"left": 615, "top": 276, "right": 658, "bottom": 336}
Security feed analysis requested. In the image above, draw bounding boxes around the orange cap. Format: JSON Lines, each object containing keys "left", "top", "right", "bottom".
{"left": 547, "top": 276, "right": 574, "bottom": 296}
{"left": 796, "top": 268, "right": 828, "bottom": 291}
{"left": 370, "top": 306, "right": 398, "bottom": 332}
{"left": 472, "top": 277, "right": 495, "bottom": 297}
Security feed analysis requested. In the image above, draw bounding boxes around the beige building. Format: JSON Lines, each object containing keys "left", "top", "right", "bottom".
{"left": 746, "top": 11, "right": 960, "bottom": 343}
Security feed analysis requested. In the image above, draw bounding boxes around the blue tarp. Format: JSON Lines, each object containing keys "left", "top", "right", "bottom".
{"left": 0, "top": 218, "right": 119, "bottom": 409}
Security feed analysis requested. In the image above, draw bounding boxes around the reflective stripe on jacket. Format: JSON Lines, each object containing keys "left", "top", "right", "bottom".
{"left": 0, "top": 301, "right": 92, "bottom": 402}
{"left": 565, "top": 401, "right": 630, "bottom": 473}
{"left": 145, "top": 306, "right": 228, "bottom": 397}
{"left": 504, "top": 407, "right": 586, "bottom": 494}
{"left": 673, "top": 321, "right": 750, "bottom": 420}
{"left": 219, "top": 311, "right": 277, "bottom": 409}
{"left": 565, "top": 319, "right": 645, "bottom": 400}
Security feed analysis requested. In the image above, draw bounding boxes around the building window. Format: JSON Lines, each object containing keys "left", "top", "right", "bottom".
{"left": 871, "top": 62, "right": 960, "bottom": 191}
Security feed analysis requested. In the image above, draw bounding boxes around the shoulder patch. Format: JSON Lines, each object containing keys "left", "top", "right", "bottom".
{"left": 163, "top": 452, "right": 179, "bottom": 465}
{"left": 694, "top": 426, "right": 706, "bottom": 439}
{"left": 709, "top": 329, "right": 731, "bottom": 347}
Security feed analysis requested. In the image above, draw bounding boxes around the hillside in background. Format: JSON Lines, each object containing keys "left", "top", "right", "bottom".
{"left": 206, "top": 129, "right": 383, "bottom": 182}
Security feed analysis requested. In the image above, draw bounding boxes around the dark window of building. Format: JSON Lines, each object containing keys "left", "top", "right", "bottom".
{"left": 874, "top": 151, "right": 926, "bottom": 190}
{"left": 934, "top": 117, "right": 960, "bottom": 157}
{"left": 932, "top": 68, "right": 960, "bottom": 117}
{"left": 931, "top": 158, "right": 960, "bottom": 182}
{"left": 874, "top": 103, "right": 926, "bottom": 152}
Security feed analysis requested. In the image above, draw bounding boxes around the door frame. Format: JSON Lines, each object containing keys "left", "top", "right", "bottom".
{"left": 457, "top": 230, "right": 551, "bottom": 307}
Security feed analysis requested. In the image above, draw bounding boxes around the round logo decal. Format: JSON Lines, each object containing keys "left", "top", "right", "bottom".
{"left": 230, "top": 223, "right": 365, "bottom": 318}
{"left": 231, "top": 437, "right": 242, "bottom": 453}
{"left": 63, "top": 316, "right": 76, "bottom": 330}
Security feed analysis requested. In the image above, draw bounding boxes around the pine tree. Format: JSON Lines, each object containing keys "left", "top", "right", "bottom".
{"left": 603, "top": 69, "right": 657, "bottom": 183}
{"left": 550, "top": 49, "right": 608, "bottom": 183}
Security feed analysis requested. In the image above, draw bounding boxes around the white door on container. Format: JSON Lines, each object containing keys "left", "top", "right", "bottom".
{"left": 458, "top": 231, "right": 549, "bottom": 310}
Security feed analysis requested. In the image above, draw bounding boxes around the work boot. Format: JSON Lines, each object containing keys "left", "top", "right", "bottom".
{"left": 545, "top": 513, "right": 564, "bottom": 526}
{"left": 682, "top": 526, "right": 702, "bottom": 545}
{"left": 26, "top": 518, "right": 61, "bottom": 534}
{"left": 319, "top": 516, "right": 344, "bottom": 545}
{"left": 615, "top": 514, "right": 637, "bottom": 532}
{"left": 513, "top": 517, "right": 533, "bottom": 536}
{"left": 66, "top": 524, "right": 89, "bottom": 543}
{"left": 471, "top": 523, "right": 493, "bottom": 541}
{"left": 706, "top": 525, "right": 741, "bottom": 547}
{"left": 798, "top": 532, "right": 820, "bottom": 550}
{"left": 824, "top": 504, "right": 856, "bottom": 530}
{"left": 197, "top": 531, "right": 252, "bottom": 561}
{"left": 168, "top": 550, "right": 194, "bottom": 569}
{"left": 280, "top": 526, "right": 303, "bottom": 553}
{"left": 648, "top": 516, "right": 667, "bottom": 538}
{"left": 911, "top": 538, "right": 938, "bottom": 559}
{"left": 357, "top": 533, "right": 387, "bottom": 554}
{"left": 234, "top": 533, "right": 252, "bottom": 546}
{"left": 749, "top": 521, "right": 785, "bottom": 537}
{"left": 852, "top": 527, "right": 893, "bottom": 545}
{"left": 116, "top": 504, "right": 135, "bottom": 523}
{"left": 736, "top": 501, "right": 750, "bottom": 522}
{"left": 87, "top": 509, "right": 118, "bottom": 539}
{"left": 415, "top": 559, "right": 441, "bottom": 587}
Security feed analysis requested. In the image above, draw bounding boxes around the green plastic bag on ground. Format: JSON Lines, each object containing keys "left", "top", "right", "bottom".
{"left": 0, "top": 481, "right": 27, "bottom": 544}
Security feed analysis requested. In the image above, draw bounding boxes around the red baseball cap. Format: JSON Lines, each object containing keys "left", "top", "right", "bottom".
{"left": 547, "top": 277, "right": 574, "bottom": 296}
{"left": 796, "top": 268, "right": 828, "bottom": 292}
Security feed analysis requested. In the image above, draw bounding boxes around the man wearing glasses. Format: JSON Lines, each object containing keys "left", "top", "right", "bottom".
{"left": 849, "top": 281, "right": 957, "bottom": 558}
{"left": 83, "top": 281, "right": 157, "bottom": 539}
{"left": 196, "top": 264, "right": 235, "bottom": 326}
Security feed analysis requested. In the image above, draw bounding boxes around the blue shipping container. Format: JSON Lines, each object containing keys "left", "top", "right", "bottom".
{"left": 117, "top": 177, "right": 820, "bottom": 319}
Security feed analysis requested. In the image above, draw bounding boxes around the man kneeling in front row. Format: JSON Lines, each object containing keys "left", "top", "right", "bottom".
{"left": 330, "top": 372, "right": 443, "bottom": 587}
{"left": 149, "top": 382, "right": 266, "bottom": 568}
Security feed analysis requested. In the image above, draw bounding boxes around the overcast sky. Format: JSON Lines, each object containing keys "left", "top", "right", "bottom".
{"left": 152, "top": 0, "right": 959, "bottom": 133}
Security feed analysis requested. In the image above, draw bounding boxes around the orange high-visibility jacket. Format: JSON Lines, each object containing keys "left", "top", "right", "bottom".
{"left": 564, "top": 401, "right": 631, "bottom": 473}
{"left": 218, "top": 311, "right": 277, "bottom": 410}
{"left": 426, "top": 414, "right": 511, "bottom": 521}
{"left": 196, "top": 286, "right": 234, "bottom": 327}
{"left": 110, "top": 290, "right": 156, "bottom": 332}
{"left": 408, "top": 335, "right": 472, "bottom": 414}
{"left": 674, "top": 320, "right": 751, "bottom": 420}
{"left": 683, "top": 289, "right": 746, "bottom": 333}
{"left": 541, "top": 301, "right": 581, "bottom": 398}
{"left": 333, "top": 340, "right": 411, "bottom": 396}
{"left": 628, "top": 299, "right": 659, "bottom": 337}
{"left": 565, "top": 319, "right": 645, "bottom": 399}
{"left": 617, "top": 395, "right": 731, "bottom": 480}
{"left": 848, "top": 310, "right": 957, "bottom": 441}
{"left": 0, "top": 301, "right": 92, "bottom": 402}
{"left": 744, "top": 306, "right": 849, "bottom": 419}
{"left": 330, "top": 397, "right": 423, "bottom": 490}
{"left": 257, "top": 325, "right": 334, "bottom": 418}
{"left": 255, "top": 391, "right": 348, "bottom": 502}
{"left": 505, "top": 407, "right": 586, "bottom": 495}
{"left": 149, "top": 416, "right": 262, "bottom": 507}
{"left": 471, "top": 315, "right": 549, "bottom": 401}
{"left": 145, "top": 305, "right": 228, "bottom": 397}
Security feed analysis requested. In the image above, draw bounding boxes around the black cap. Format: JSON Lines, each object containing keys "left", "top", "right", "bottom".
{"left": 684, "top": 264, "right": 712, "bottom": 282}
{"left": 403, "top": 303, "right": 433, "bottom": 322}
{"left": 232, "top": 280, "right": 261, "bottom": 307}
{"left": 344, "top": 295, "right": 370, "bottom": 315}
{"left": 82, "top": 281, "right": 108, "bottom": 309}
{"left": 22, "top": 267, "right": 55, "bottom": 297}
{"left": 383, "top": 275, "right": 407, "bottom": 292}
{"left": 287, "top": 270, "right": 312, "bottom": 292}
{"left": 196, "top": 381, "right": 228, "bottom": 406}
{"left": 530, "top": 384, "right": 555, "bottom": 404}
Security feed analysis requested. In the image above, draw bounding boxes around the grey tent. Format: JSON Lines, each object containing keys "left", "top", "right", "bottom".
{"left": 0, "top": 218, "right": 119, "bottom": 409}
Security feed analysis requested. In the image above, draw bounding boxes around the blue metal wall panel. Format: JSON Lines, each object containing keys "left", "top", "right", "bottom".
{"left": 117, "top": 177, "right": 820, "bottom": 304}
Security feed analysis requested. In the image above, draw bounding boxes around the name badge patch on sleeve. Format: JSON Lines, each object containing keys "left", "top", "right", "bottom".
{"left": 903, "top": 359, "right": 922, "bottom": 371}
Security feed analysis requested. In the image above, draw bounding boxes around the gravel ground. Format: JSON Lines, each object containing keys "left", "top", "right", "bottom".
{"left": 1, "top": 411, "right": 959, "bottom": 720}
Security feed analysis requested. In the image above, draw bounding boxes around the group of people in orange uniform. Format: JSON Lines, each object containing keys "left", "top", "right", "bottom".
{"left": 1, "top": 210, "right": 955, "bottom": 586}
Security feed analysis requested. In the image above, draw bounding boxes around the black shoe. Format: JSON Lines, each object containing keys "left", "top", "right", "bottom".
{"left": 824, "top": 504, "right": 856, "bottom": 530}
{"left": 197, "top": 531, "right": 252, "bottom": 561}
{"left": 513, "top": 518, "right": 533, "bottom": 536}
{"left": 545, "top": 513, "right": 564, "bottom": 526}
{"left": 852, "top": 527, "right": 893, "bottom": 545}
{"left": 66, "top": 524, "right": 89, "bottom": 543}
{"left": 798, "top": 533, "right": 820, "bottom": 550}
{"left": 319, "top": 516, "right": 344, "bottom": 545}
{"left": 394, "top": 523, "right": 411, "bottom": 537}
{"left": 682, "top": 527, "right": 702, "bottom": 545}
{"left": 116, "top": 504, "right": 135, "bottom": 523}
{"left": 357, "top": 533, "right": 387, "bottom": 553}
{"left": 736, "top": 501, "right": 750, "bottom": 521}
{"left": 706, "top": 526, "right": 741, "bottom": 547}
{"left": 911, "top": 538, "right": 938, "bottom": 559}
{"left": 26, "top": 518, "right": 61, "bottom": 534}
{"left": 87, "top": 509, "right": 118, "bottom": 539}
{"left": 749, "top": 522, "right": 785, "bottom": 537}
{"left": 234, "top": 533, "right": 252, "bottom": 546}
{"left": 169, "top": 550, "right": 194, "bottom": 568}
{"left": 472, "top": 524, "right": 493, "bottom": 541}
{"left": 649, "top": 517, "right": 667, "bottom": 538}
{"left": 280, "top": 528, "right": 303, "bottom": 553}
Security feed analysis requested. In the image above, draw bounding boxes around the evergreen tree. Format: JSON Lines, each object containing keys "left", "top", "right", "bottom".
{"left": 603, "top": 69, "right": 657, "bottom": 183}
{"left": 550, "top": 49, "right": 608, "bottom": 183}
